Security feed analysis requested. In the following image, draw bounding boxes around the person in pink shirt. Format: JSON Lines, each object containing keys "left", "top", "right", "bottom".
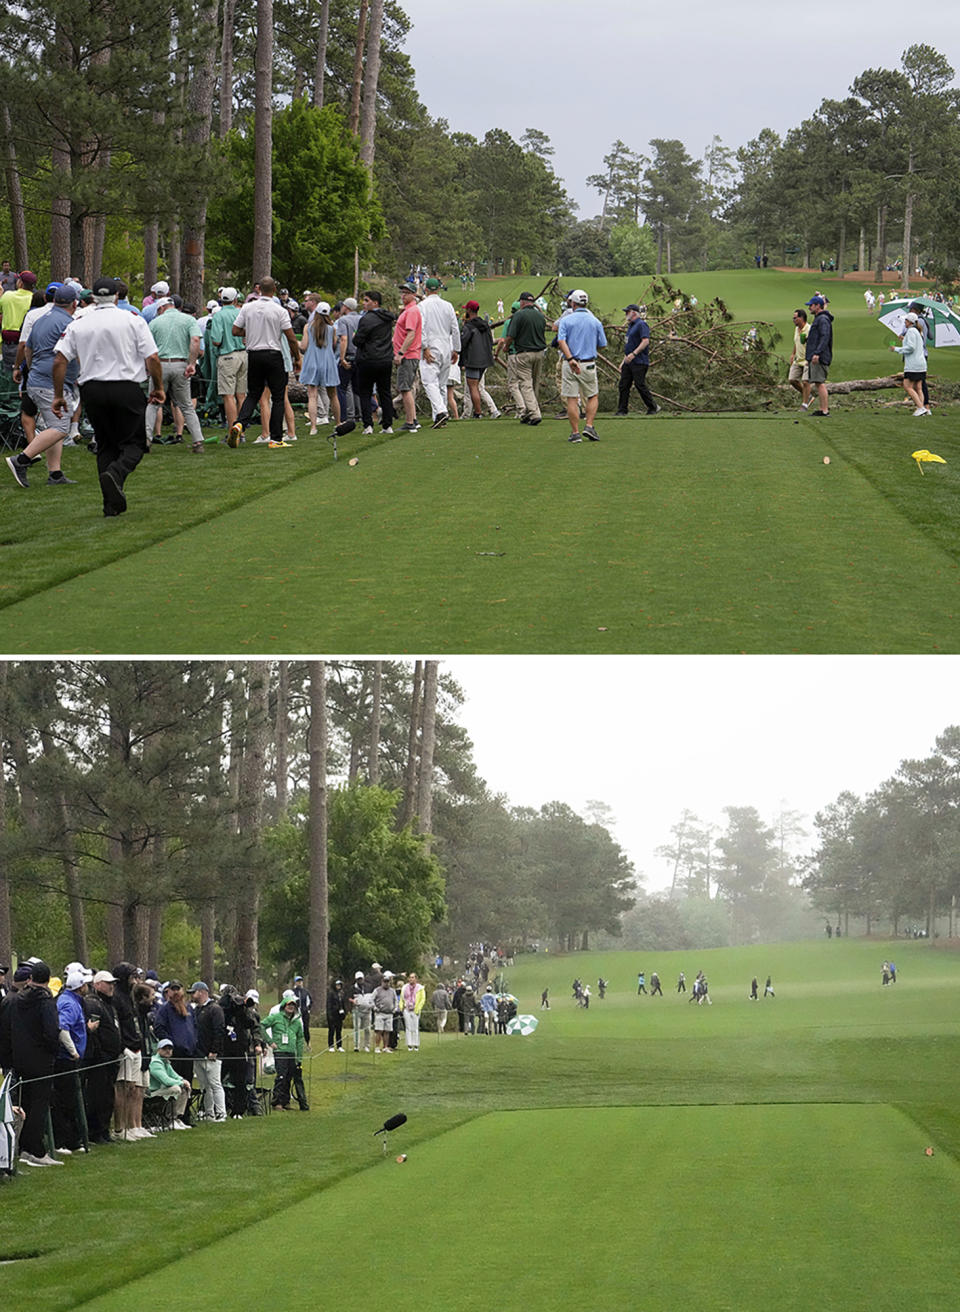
{"left": 393, "top": 284, "right": 422, "bottom": 433}
{"left": 400, "top": 972, "right": 425, "bottom": 1050}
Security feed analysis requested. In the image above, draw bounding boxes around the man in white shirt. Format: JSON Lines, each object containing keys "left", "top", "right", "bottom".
{"left": 227, "top": 276, "right": 301, "bottom": 448}
{"left": 417, "top": 278, "right": 460, "bottom": 429}
{"left": 51, "top": 276, "right": 164, "bottom": 516}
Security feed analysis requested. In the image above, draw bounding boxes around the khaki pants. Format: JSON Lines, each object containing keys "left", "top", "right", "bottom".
{"left": 513, "top": 350, "right": 544, "bottom": 420}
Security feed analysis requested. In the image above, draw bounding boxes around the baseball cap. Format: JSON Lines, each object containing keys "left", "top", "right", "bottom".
{"left": 65, "top": 968, "right": 86, "bottom": 989}
{"left": 623, "top": 304, "right": 641, "bottom": 313}
{"left": 904, "top": 311, "right": 918, "bottom": 322}
{"left": 806, "top": 295, "right": 825, "bottom": 307}
{"left": 425, "top": 277, "right": 441, "bottom": 290}
{"left": 570, "top": 289, "right": 589, "bottom": 306}
{"left": 19, "top": 270, "right": 37, "bottom": 287}
{"left": 93, "top": 970, "right": 117, "bottom": 984}
{"left": 220, "top": 287, "right": 238, "bottom": 303}
{"left": 54, "top": 285, "right": 78, "bottom": 304}
{"left": 245, "top": 988, "right": 260, "bottom": 1003}
{"left": 463, "top": 300, "right": 480, "bottom": 312}
{"left": 153, "top": 296, "right": 173, "bottom": 308}
{"left": 294, "top": 975, "right": 303, "bottom": 982}
{"left": 45, "top": 281, "right": 63, "bottom": 296}
{"left": 316, "top": 302, "right": 330, "bottom": 315}
{"left": 355, "top": 970, "right": 364, "bottom": 978}
{"left": 31, "top": 961, "right": 51, "bottom": 984}
{"left": 510, "top": 301, "right": 522, "bottom": 312}
{"left": 151, "top": 280, "right": 170, "bottom": 295}
{"left": 189, "top": 980, "right": 209, "bottom": 993}
{"left": 156, "top": 1037, "right": 174, "bottom": 1050}
{"left": 371, "top": 962, "right": 382, "bottom": 970}
{"left": 13, "top": 965, "right": 33, "bottom": 982}
{"left": 518, "top": 292, "right": 536, "bottom": 302}
{"left": 92, "top": 276, "right": 119, "bottom": 298}
{"left": 206, "top": 298, "right": 219, "bottom": 311}
{"left": 398, "top": 283, "right": 416, "bottom": 293}
{"left": 343, "top": 297, "right": 358, "bottom": 311}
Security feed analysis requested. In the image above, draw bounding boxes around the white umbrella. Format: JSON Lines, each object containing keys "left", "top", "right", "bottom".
{"left": 505, "top": 1014, "right": 539, "bottom": 1035}
{"left": 877, "top": 296, "right": 960, "bottom": 348}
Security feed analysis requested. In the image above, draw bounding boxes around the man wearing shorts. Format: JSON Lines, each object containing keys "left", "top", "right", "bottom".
{"left": 788, "top": 308, "right": 810, "bottom": 408}
{"left": 372, "top": 974, "right": 397, "bottom": 1052}
{"left": 804, "top": 295, "right": 834, "bottom": 417}
{"left": 209, "top": 287, "right": 247, "bottom": 433}
{"left": 393, "top": 284, "right": 422, "bottom": 432}
{"left": 557, "top": 289, "right": 607, "bottom": 442}
{"left": 6, "top": 285, "right": 81, "bottom": 488}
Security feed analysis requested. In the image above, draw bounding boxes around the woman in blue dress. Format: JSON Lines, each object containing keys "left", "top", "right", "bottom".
{"left": 300, "top": 301, "right": 341, "bottom": 434}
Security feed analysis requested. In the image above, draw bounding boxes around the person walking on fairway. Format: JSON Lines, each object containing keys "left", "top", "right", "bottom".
{"left": 616, "top": 304, "right": 660, "bottom": 416}
{"left": 650, "top": 971, "right": 662, "bottom": 997}
{"left": 750, "top": 976, "right": 759, "bottom": 1001}
{"left": 677, "top": 971, "right": 686, "bottom": 993}
{"left": 804, "top": 295, "right": 833, "bottom": 417}
{"left": 637, "top": 971, "right": 647, "bottom": 995}
{"left": 540, "top": 987, "right": 550, "bottom": 1010}
{"left": 764, "top": 976, "right": 775, "bottom": 998}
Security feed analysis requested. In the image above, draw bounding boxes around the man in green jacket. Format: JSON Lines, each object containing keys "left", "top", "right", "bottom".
{"left": 260, "top": 996, "right": 309, "bottom": 1111}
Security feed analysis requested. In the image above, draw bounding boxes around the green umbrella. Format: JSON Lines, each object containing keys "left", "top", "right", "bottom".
{"left": 505, "top": 1014, "right": 539, "bottom": 1035}
{"left": 877, "top": 296, "right": 960, "bottom": 348}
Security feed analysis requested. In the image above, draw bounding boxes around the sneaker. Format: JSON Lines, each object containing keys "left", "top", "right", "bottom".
{"left": 47, "top": 473, "right": 77, "bottom": 485}
{"left": 5, "top": 454, "right": 30, "bottom": 487}
{"left": 298, "top": 1104, "right": 310, "bottom": 1111}
{"left": 583, "top": 425, "right": 600, "bottom": 441}
{"left": 19, "top": 1151, "right": 50, "bottom": 1166}
{"left": 614, "top": 411, "right": 629, "bottom": 417}
{"left": 646, "top": 405, "right": 662, "bottom": 415}
{"left": 99, "top": 468, "right": 127, "bottom": 516}
{"left": 328, "top": 1046, "right": 336, "bottom": 1052}
{"left": 519, "top": 415, "right": 531, "bottom": 425}
{"left": 800, "top": 402, "right": 810, "bottom": 410}
{"left": 335, "top": 420, "right": 356, "bottom": 437}
{"left": 267, "top": 440, "right": 290, "bottom": 448}
{"left": 253, "top": 435, "right": 271, "bottom": 445}
{"left": 191, "top": 439, "right": 204, "bottom": 453}
{"left": 528, "top": 417, "right": 542, "bottom": 426}
{"left": 362, "top": 425, "right": 374, "bottom": 435}
{"left": 812, "top": 410, "right": 830, "bottom": 417}
{"left": 489, "top": 410, "right": 501, "bottom": 418}
{"left": 173, "top": 1120, "right": 191, "bottom": 1130}
{"left": 912, "top": 407, "right": 926, "bottom": 417}
{"left": 62, "top": 435, "right": 77, "bottom": 447}
{"left": 568, "top": 434, "right": 582, "bottom": 443}
{"left": 402, "top": 422, "right": 421, "bottom": 433}
{"left": 227, "top": 423, "right": 243, "bottom": 448}
{"left": 381, "top": 426, "right": 394, "bottom": 434}
{"left": 431, "top": 413, "right": 448, "bottom": 429}
{"left": 285, "top": 433, "right": 298, "bottom": 442}
{"left": 54, "top": 1146, "right": 73, "bottom": 1154}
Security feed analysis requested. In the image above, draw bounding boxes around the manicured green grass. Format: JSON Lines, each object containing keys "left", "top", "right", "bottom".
{"left": 72, "top": 1105, "right": 960, "bottom": 1312}
{"left": 2, "top": 938, "right": 958, "bottom": 1310}
{"left": 2, "top": 408, "right": 960, "bottom": 653}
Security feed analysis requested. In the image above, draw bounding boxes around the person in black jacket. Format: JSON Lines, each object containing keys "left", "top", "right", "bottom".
{"left": 351, "top": 291, "right": 396, "bottom": 435}
{"left": 459, "top": 303, "right": 496, "bottom": 419}
{"left": 804, "top": 295, "right": 834, "bottom": 417}
{"left": 83, "top": 971, "right": 122, "bottom": 1143}
{"left": 3, "top": 960, "right": 62, "bottom": 1165}
{"left": 326, "top": 979, "right": 346, "bottom": 1052}
{"left": 191, "top": 981, "right": 226, "bottom": 1122}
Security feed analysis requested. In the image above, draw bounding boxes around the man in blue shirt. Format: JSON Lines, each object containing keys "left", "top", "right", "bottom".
{"left": 556, "top": 289, "right": 607, "bottom": 442}
{"left": 616, "top": 304, "right": 660, "bottom": 416}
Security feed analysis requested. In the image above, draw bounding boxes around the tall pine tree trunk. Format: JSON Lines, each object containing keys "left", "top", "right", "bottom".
{"left": 359, "top": 0, "right": 384, "bottom": 169}
{"left": 220, "top": 0, "right": 236, "bottom": 136}
{"left": 274, "top": 659, "right": 289, "bottom": 815}
{"left": 308, "top": 662, "right": 328, "bottom": 1002}
{"left": 235, "top": 662, "right": 269, "bottom": 989}
{"left": 368, "top": 660, "right": 381, "bottom": 785}
{"left": 348, "top": 0, "right": 369, "bottom": 134}
{"left": 252, "top": 0, "right": 274, "bottom": 277}
{"left": 312, "top": 0, "right": 330, "bottom": 108}
{"left": 182, "top": 0, "right": 219, "bottom": 308}
{"left": 399, "top": 661, "right": 422, "bottom": 828}
{"left": 415, "top": 661, "right": 438, "bottom": 849}
{"left": 2, "top": 109, "right": 28, "bottom": 269}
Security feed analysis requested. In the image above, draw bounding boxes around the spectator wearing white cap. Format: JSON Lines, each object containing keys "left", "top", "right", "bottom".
{"left": 299, "top": 301, "right": 341, "bottom": 436}
{"left": 83, "top": 970, "right": 122, "bottom": 1144}
{"left": 350, "top": 971, "right": 372, "bottom": 1052}
{"left": 141, "top": 280, "right": 170, "bottom": 323}
{"left": 208, "top": 287, "right": 248, "bottom": 435}
{"left": 149, "top": 1038, "right": 192, "bottom": 1128}
{"left": 51, "top": 966, "right": 88, "bottom": 1154}
{"left": 557, "top": 289, "right": 607, "bottom": 442}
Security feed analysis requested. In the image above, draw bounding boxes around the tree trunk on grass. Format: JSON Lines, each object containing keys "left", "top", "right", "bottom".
{"left": 252, "top": 0, "right": 274, "bottom": 278}
{"left": 307, "top": 661, "right": 328, "bottom": 1003}
{"left": 415, "top": 661, "right": 438, "bottom": 850}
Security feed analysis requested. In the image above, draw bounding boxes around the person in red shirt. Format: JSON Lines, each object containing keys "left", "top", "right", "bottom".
{"left": 393, "top": 284, "right": 422, "bottom": 433}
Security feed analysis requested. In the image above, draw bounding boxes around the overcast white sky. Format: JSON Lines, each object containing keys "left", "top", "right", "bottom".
{"left": 397, "top": 1, "right": 960, "bottom": 216}
{"left": 442, "top": 656, "right": 958, "bottom": 892}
